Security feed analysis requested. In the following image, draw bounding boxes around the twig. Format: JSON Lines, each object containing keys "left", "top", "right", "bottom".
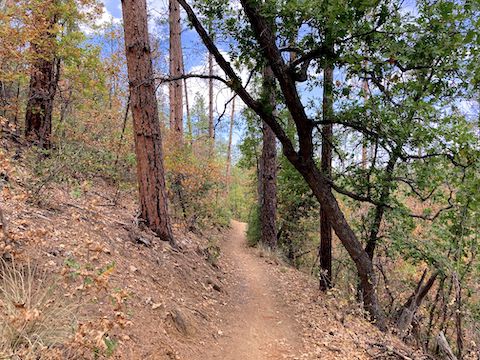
{"left": 0, "top": 205, "right": 7, "bottom": 236}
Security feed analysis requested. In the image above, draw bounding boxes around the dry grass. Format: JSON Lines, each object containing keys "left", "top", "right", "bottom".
{"left": 256, "top": 243, "right": 286, "bottom": 265}
{"left": 0, "top": 258, "right": 78, "bottom": 359}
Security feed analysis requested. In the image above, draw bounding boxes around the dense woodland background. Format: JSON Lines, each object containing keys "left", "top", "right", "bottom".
{"left": 0, "top": 0, "right": 479, "bottom": 358}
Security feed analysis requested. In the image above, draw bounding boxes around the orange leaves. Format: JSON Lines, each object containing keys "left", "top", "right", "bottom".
{"left": 72, "top": 317, "right": 115, "bottom": 353}
{"left": 162, "top": 134, "right": 229, "bottom": 227}
{"left": 0, "top": 148, "right": 11, "bottom": 176}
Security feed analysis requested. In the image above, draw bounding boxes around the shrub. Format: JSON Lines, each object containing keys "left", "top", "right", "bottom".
{"left": 246, "top": 205, "right": 261, "bottom": 247}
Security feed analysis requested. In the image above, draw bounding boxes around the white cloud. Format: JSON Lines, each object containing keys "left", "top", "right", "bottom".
{"left": 80, "top": 3, "right": 121, "bottom": 35}
{"left": 96, "top": 6, "right": 120, "bottom": 27}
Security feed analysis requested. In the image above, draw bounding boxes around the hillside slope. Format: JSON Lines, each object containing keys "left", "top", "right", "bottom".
{"left": 0, "top": 153, "right": 426, "bottom": 359}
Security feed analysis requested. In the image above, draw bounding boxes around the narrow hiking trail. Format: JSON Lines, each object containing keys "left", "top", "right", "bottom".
{"left": 203, "top": 220, "right": 303, "bottom": 360}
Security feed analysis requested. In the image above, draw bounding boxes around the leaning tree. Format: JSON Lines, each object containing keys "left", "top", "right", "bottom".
{"left": 176, "top": 0, "right": 479, "bottom": 330}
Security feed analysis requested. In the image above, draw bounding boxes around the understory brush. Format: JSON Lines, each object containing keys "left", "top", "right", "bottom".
{"left": 0, "top": 259, "right": 78, "bottom": 359}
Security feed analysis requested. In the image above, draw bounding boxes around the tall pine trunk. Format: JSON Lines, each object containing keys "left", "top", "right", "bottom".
{"left": 208, "top": 52, "right": 214, "bottom": 146}
{"left": 319, "top": 62, "right": 333, "bottom": 290}
{"left": 260, "top": 66, "right": 277, "bottom": 249}
{"left": 208, "top": 21, "right": 214, "bottom": 147}
{"left": 184, "top": 77, "right": 193, "bottom": 146}
{"left": 121, "top": 0, "right": 175, "bottom": 246}
{"left": 225, "top": 96, "right": 235, "bottom": 183}
{"left": 169, "top": 0, "right": 183, "bottom": 141}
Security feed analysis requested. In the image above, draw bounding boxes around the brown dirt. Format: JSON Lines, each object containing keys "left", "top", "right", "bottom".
{"left": 201, "top": 220, "right": 302, "bottom": 360}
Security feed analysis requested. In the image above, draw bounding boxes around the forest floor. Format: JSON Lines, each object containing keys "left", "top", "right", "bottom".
{"left": 200, "top": 220, "right": 302, "bottom": 359}
{"left": 0, "top": 146, "right": 429, "bottom": 359}
{"left": 200, "top": 221, "right": 427, "bottom": 360}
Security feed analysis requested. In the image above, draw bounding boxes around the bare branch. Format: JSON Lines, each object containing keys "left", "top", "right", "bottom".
{"left": 156, "top": 73, "right": 229, "bottom": 86}
{"left": 214, "top": 93, "right": 236, "bottom": 131}
{"left": 178, "top": 0, "right": 298, "bottom": 160}
{"left": 394, "top": 176, "right": 437, "bottom": 202}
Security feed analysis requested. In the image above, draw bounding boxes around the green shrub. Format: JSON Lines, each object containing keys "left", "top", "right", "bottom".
{"left": 246, "top": 205, "right": 261, "bottom": 247}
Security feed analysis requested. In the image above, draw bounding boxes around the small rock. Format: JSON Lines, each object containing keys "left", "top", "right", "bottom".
{"left": 206, "top": 278, "right": 222, "bottom": 292}
{"left": 2, "top": 252, "right": 12, "bottom": 261}
{"left": 48, "top": 249, "right": 60, "bottom": 257}
{"left": 167, "top": 308, "right": 188, "bottom": 336}
{"left": 137, "top": 237, "right": 151, "bottom": 247}
{"left": 129, "top": 265, "right": 138, "bottom": 273}
{"left": 152, "top": 303, "right": 162, "bottom": 310}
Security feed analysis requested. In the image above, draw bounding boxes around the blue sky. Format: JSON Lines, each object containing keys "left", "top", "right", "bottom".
{"left": 102, "top": 0, "right": 210, "bottom": 71}
{"left": 103, "top": 0, "right": 121, "bottom": 18}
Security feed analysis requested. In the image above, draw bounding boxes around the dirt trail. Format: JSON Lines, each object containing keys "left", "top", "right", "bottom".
{"left": 204, "top": 220, "right": 302, "bottom": 360}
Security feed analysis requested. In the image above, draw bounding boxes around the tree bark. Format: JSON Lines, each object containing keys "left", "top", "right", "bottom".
{"left": 260, "top": 66, "right": 277, "bottom": 249}
{"left": 453, "top": 272, "right": 463, "bottom": 359}
{"left": 225, "top": 96, "right": 235, "bottom": 183}
{"left": 437, "top": 332, "right": 458, "bottom": 360}
{"left": 397, "top": 270, "right": 439, "bottom": 336}
{"left": 121, "top": 0, "right": 175, "bottom": 246}
{"left": 362, "top": 64, "right": 369, "bottom": 169}
{"left": 0, "top": 205, "right": 7, "bottom": 239}
{"left": 25, "top": 10, "right": 60, "bottom": 150}
{"left": 208, "top": 23, "right": 214, "bottom": 146}
{"left": 184, "top": 77, "right": 193, "bottom": 146}
{"left": 169, "top": 0, "right": 184, "bottom": 141}
{"left": 0, "top": 75, "right": 16, "bottom": 123}
{"left": 365, "top": 151, "right": 399, "bottom": 259}
{"left": 319, "top": 57, "right": 333, "bottom": 291}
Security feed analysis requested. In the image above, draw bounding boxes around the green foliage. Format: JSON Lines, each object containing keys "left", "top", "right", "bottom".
{"left": 227, "top": 166, "right": 255, "bottom": 222}
{"left": 22, "top": 141, "right": 133, "bottom": 205}
{"left": 205, "top": 238, "right": 221, "bottom": 267}
{"left": 164, "top": 141, "right": 230, "bottom": 230}
{"left": 246, "top": 205, "right": 261, "bottom": 247}
{"left": 277, "top": 156, "right": 319, "bottom": 267}
{"left": 103, "top": 336, "right": 118, "bottom": 357}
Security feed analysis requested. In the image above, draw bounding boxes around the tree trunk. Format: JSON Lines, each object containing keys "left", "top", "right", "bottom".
{"left": 184, "top": 77, "right": 193, "bottom": 146}
{"left": 300, "top": 162, "right": 385, "bottom": 329}
{"left": 365, "top": 151, "right": 399, "bottom": 259}
{"left": 0, "top": 76, "right": 15, "bottom": 123}
{"left": 208, "top": 24, "right": 214, "bottom": 146}
{"left": 319, "top": 59, "right": 333, "bottom": 291}
{"left": 453, "top": 273, "right": 463, "bottom": 359}
{"left": 362, "top": 67, "right": 369, "bottom": 169}
{"left": 0, "top": 205, "right": 7, "bottom": 239}
{"left": 169, "top": 0, "right": 183, "bottom": 141}
{"left": 437, "top": 332, "right": 458, "bottom": 360}
{"left": 260, "top": 66, "right": 277, "bottom": 249}
{"left": 397, "top": 270, "right": 439, "bottom": 336}
{"left": 121, "top": 0, "right": 175, "bottom": 246}
{"left": 25, "top": 25, "right": 60, "bottom": 150}
{"left": 225, "top": 96, "right": 235, "bottom": 183}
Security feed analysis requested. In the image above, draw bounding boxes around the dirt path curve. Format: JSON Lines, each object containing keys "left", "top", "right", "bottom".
{"left": 204, "top": 220, "right": 303, "bottom": 360}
